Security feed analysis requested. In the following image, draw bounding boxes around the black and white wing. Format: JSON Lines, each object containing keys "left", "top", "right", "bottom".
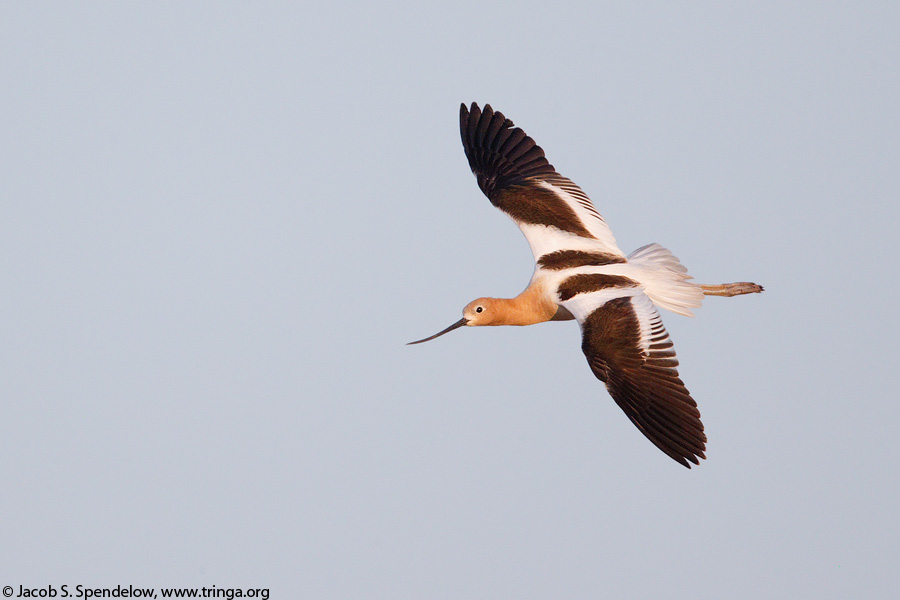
{"left": 459, "top": 102, "right": 625, "bottom": 262}
{"left": 561, "top": 284, "right": 706, "bottom": 467}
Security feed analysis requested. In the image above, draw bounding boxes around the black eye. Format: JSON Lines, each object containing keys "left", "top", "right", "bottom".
{"left": 476, "top": 306, "right": 484, "bottom": 313}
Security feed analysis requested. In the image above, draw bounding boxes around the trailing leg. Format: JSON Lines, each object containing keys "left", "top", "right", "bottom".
{"left": 700, "top": 282, "right": 764, "bottom": 297}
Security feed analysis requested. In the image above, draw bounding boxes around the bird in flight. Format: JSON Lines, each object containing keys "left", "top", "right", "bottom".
{"left": 410, "top": 103, "right": 763, "bottom": 468}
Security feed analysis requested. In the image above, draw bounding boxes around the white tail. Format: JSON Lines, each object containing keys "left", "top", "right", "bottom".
{"left": 628, "top": 243, "right": 704, "bottom": 317}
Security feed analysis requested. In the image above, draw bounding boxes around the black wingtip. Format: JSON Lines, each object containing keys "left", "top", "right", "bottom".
{"left": 459, "top": 102, "right": 554, "bottom": 200}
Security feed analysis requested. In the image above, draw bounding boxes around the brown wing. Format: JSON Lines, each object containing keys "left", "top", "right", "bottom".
{"left": 579, "top": 294, "right": 707, "bottom": 468}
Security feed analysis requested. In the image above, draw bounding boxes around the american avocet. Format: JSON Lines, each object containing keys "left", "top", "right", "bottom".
{"left": 410, "top": 103, "right": 763, "bottom": 468}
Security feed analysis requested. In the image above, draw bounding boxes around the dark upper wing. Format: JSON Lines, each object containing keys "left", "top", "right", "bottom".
{"left": 576, "top": 292, "right": 707, "bottom": 468}
{"left": 459, "top": 102, "right": 623, "bottom": 260}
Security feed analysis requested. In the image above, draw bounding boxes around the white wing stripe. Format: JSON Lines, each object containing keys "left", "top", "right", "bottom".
{"left": 535, "top": 180, "right": 622, "bottom": 256}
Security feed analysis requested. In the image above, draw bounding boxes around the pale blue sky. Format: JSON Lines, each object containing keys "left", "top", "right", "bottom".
{"left": 2, "top": 2, "right": 899, "bottom": 598}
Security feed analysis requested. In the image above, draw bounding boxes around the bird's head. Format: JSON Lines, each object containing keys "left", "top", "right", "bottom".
{"left": 407, "top": 297, "right": 498, "bottom": 345}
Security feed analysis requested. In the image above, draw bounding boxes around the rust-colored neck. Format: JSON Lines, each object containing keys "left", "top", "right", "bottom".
{"left": 492, "top": 281, "right": 558, "bottom": 326}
